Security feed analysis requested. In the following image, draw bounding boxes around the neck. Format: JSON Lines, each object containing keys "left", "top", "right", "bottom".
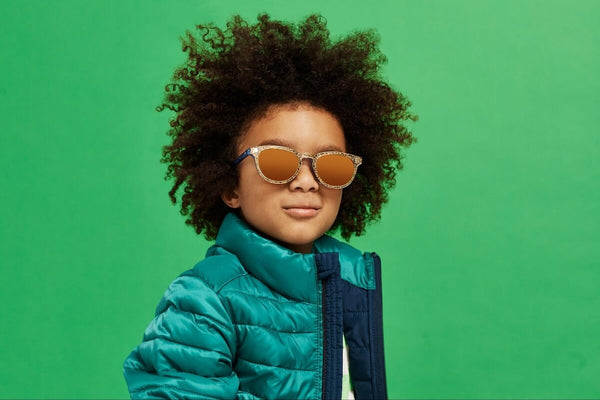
{"left": 285, "top": 241, "right": 314, "bottom": 254}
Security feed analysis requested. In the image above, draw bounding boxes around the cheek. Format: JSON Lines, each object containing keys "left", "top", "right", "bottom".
{"left": 236, "top": 163, "right": 261, "bottom": 192}
{"left": 325, "top": 189, "right": 343, "bottom": 209}
{"left": 236, "top": 165, "right": 279, "bottom": 201}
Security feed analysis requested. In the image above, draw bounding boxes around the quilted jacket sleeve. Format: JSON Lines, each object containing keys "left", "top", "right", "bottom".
{"left": 123, "top": 272, "right": 239, "bottom": 399}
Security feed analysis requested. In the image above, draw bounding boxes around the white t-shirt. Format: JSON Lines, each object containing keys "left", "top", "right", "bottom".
{"left": 342, "top": 336, "right": 354, "bottom": 399}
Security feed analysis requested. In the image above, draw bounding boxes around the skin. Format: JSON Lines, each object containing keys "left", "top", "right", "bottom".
{"left": 222, "top": 104, "right": 346, "bottom": 253}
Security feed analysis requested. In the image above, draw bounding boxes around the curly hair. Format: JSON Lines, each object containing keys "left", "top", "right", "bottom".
{"left": 158, "top": 13, "right": 417, "bottom": 240}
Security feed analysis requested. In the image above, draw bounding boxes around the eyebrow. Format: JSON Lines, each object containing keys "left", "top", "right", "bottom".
{"left": 257, "top": 138, "right": 345, "bottom": 152}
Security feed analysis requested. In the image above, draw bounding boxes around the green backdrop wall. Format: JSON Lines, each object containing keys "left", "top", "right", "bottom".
{"left": 1, "top": 0, "right": 599, "bottom": 398}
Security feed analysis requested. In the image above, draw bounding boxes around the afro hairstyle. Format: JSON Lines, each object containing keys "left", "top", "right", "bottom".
{"left": 158, "top": 13, "right": 417, "bottom": 240}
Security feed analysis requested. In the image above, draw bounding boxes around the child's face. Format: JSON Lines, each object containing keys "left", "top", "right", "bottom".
{"left": 222, "top": 104, "right": 346, "bottom": 253}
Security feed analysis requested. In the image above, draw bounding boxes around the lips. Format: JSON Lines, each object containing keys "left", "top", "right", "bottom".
{"left": 283, "top": 205, "right": 321, "bottom": 218}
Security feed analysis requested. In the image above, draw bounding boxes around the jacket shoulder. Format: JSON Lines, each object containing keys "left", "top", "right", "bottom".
{"left": 187, "top": 245, "right": 247, "bottom": 292}
{"left": 154, "top": 245, "right": 247, "bottom": 315}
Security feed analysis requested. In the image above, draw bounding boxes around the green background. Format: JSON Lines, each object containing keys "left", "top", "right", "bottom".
{"left": 1, "top": 0, "right": 599, "bottom": 398}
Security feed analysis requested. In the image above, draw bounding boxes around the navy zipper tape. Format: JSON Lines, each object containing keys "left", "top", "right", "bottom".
{"left": 315, "top": 252, "right": 343, "bottom": 400}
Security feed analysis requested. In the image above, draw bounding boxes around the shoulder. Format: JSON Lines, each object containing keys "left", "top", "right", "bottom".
{"left": 187, "top": 245, "right": 248, "bottom": 292}
{"left": 155, "top": 245, "right": 248, "bottom": 315}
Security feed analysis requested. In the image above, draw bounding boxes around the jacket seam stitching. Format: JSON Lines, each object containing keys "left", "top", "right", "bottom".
{"left": 215, "top": 272, "right": 249, "bottom": 293}
{"left": 161, "top": 307, "right": 232, "bottom": 333}
{"left": 236, "top": 357, "right": 313, "bottom": 372}
{"left": 221, "top": 289, "right": 314, "bottom": 306}
{"left": 127, "top": 381, "right": 209, "bottom": 397}
{"left": 140, "top": 336, "right": 231, "bottom": 359}
{"left": 233, "top": 322, "right": 313, "bottom": 334}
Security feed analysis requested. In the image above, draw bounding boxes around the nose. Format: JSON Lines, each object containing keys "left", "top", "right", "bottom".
{"left": 290, "top": 159, "right": 319, "bottom": 192}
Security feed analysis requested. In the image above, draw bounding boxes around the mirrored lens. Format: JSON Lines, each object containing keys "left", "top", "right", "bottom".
{"left": 315, "top": 154, "right": 355, "bottom": 187}
{"left": 257, "top": 148, "right": 299, "bottom": 182}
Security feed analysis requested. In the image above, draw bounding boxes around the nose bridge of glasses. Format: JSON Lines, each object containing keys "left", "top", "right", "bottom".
{"left": 295, "top": 154, "right": 319, "bottom": 181}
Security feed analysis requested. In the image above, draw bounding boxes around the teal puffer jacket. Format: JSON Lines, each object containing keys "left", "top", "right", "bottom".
{"left": 123, "top": 213, "right": 387, "bottom": 399}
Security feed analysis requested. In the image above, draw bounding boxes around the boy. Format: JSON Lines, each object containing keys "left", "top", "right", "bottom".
{"left": 123, "top": 14, "right": 416, "bottom": 400}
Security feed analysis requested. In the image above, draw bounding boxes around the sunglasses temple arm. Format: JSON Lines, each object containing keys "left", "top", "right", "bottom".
{"left": 233, "top": 148, "right": 253, "bottom": 166}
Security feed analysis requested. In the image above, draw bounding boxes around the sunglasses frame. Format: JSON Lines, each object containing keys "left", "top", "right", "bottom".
{"left": 233, "top": 145, "right": 362, "bottom": 189}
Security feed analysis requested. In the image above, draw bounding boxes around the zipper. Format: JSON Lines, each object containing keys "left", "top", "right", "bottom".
{"left": 321, "top": 280, "right": 327, "bottom": 400}
{"left": 316, "top": 252, "right": 341, "bottom": 400}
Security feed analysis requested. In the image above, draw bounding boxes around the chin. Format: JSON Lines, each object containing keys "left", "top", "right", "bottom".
{"left": 282, "top": 229, "right": 322, "bottom": 244}
{"left": 284, "top": 236, "right": 314, "bottom": 247}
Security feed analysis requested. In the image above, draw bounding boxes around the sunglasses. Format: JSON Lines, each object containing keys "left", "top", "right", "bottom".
{"left": 233, "top": 145, "right": 362, "bottom": 189}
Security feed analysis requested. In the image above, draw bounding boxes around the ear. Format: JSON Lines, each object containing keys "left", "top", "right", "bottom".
{"left": 221, "top": 189, "right": 241, "bottom": 209}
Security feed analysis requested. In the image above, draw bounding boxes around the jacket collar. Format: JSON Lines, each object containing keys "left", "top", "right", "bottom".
{"left": 215, "top": 213, "right": 320, "bottom": 303}
{"left": 214, "top": 213, "right": 375, "bottom": 302}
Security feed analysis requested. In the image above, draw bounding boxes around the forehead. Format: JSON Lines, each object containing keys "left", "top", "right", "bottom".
{"left": 237, "top": 104, "right": 346, "bottom": 153}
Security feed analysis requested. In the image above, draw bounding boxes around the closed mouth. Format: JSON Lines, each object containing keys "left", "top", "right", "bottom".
{"left": 282, "top": 206, "right": 321, "bottom": 217}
